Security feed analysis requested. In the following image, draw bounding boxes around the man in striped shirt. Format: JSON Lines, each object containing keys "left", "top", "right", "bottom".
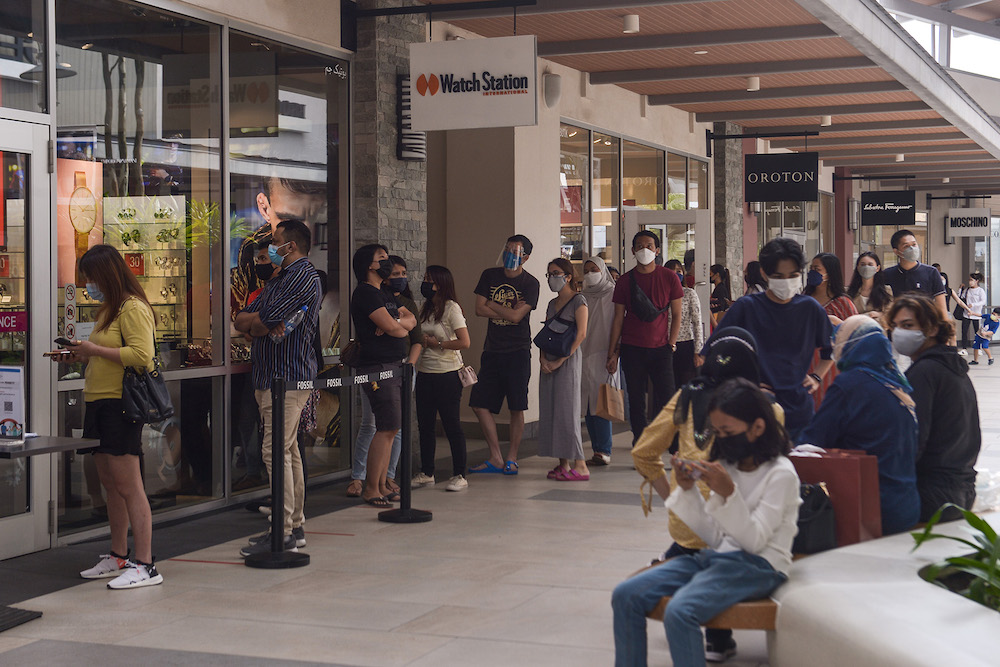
{"left": 234, "top": 219, "right": 321, "bottom": 555}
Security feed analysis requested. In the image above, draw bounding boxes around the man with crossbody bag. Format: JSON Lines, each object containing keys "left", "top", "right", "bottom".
{"left": 607, "top": 231, "right": 684, "bottom": 445}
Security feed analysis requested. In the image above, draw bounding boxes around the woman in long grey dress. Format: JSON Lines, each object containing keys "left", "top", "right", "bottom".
{"left": 538, "top": 258, "right": 590, "bottom": 481}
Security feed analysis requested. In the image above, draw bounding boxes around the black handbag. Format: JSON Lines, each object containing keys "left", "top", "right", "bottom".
{"left": 340, "top": 339, "right": 361, "bottom": 368}
{"left": 953, "top": 288, "right": 967, "bottom": 319}
{"left": 628, "top": 270, "right": 669, "bottom": 322}
{"left": 792, "top": 482, "right": 838, "bottom": 555}
{"left": 122, "top": 359, "right": 174, "bottom": 424}
{"left": 533, "top": 298, "right": 577, "bottom": 358}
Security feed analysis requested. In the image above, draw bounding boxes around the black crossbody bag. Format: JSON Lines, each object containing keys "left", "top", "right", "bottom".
{"left": 628, "top": 270, "right": 669, "bottom": 322}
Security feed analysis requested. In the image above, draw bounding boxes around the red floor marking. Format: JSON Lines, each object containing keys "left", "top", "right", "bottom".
{"left": 167, "top": 558, "right": 244, "bottom": 565}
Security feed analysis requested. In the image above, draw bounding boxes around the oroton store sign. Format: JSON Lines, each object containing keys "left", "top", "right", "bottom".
{"left": 409, "top": 35, "right": 537, "bottom": 131}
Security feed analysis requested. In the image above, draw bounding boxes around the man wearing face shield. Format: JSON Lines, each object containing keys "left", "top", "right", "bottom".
{"left": 881, "top": 229, "right": 948, "bottom": 322}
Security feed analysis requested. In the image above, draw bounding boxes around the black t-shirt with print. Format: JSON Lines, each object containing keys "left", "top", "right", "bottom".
{"left": 351, "top": 283, "right": 407, "bottom": 364}
{"left": 474, "top": 266, "right": 540, "bottom": 353}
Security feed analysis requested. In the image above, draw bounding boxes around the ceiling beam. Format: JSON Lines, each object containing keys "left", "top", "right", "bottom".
{"left": 745, "top": 118, "right": 953, "bottom": 134}
{"left": 861, "top": 163, "right": 1000, "bottom": 174}
{"left": 538, "top": 24, "right": 834, "bottom": 57}
{"left": 695, "top": 101, "right": 929, "bottom": 122}
{"left": 816, "top": 143, "right": 983, "bottom": 158}
{"left": 769, "top": 131, "right": 965, "bottom": 148}
{"left": 936, "top": 1, "right": 993, "bottom": 10}
{"left": 588, "top": 56, "right": 873, "bottom": 85}
{"left": 823, "top": 153, "right": 995, "bottom": 166}
{"left": 648, "top": 81, "right": 906, "bottom": 106}
{"left": 881, "top": 0, "right": 1000, "bottom": 42}
{"left": 435, "top": 0, "right": 726, "bottom": 20}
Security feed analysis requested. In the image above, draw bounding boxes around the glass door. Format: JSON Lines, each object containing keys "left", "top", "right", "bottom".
{"left": 0, "top": 118, "right": 52, "bottom": 559}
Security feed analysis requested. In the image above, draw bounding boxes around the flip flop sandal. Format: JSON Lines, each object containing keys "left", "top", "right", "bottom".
{"left": 468, "top": 461, "right": 504, "bottom": 474}
{"left": 385, "top": 491, "right": 400, "bottom": 502}
{"left": 503, "top": 461, "right": 519, "bottom": 476}
{"left": 547, "top": 466, "right": 567, "bottom": 479}
{"left": 385, "top": 480, "right": 401, "bottom": 494}
{"left": 346, "top": 480, "right": 363, "bottom": 498}
{"left": 363, "top": 495, "right": 392, "bottom": 508}
{"left": 555, "top": 469, "right": 590, "bottom": 482}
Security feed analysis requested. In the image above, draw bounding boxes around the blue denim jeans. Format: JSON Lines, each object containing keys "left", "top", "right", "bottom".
{"left": 585, "top": 410, "right": 613, "bottom": 455}
{"left": 611, "top": 550, "right": 786, "bottom": 667}
{"left": 351, "top": 389, "right": 401, "bottom": 481}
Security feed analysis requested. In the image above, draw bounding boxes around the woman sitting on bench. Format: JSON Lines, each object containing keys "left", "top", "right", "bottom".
{"left": 612, "top": 378, "right": 801, "bottom": 667}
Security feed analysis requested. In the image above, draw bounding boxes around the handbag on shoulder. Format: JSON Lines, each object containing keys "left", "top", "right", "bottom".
{"left": 458, "top": 365, "right": 478, "bottom": 387}
{"left": 122, "top": 358, "right": 174, "bottom": 424}
{"left": 533, "top": 298, "right": 577, "bottom": 358}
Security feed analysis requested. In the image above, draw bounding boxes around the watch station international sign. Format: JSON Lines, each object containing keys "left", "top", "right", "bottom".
{"left": 409, "top": 35, "right": 538, "bottom": 131}
{"left": 744, "top": 152, "right": 819, "bottom": 202}
{"left": 861, "top": 190, "right": 916, "bottom": 226}
{"left": 946, "top": 208, "right": 991, "bottom": 238}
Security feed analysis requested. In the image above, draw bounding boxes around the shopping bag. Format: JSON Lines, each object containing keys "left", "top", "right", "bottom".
{"left": 790, "top": 449, "right": 882, "bottom": 546}
{"left": 595, "top": 374, "right": 625, "bottom": 422}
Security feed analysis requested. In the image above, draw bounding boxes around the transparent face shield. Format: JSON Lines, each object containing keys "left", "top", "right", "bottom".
{"left": 496, "top": 244, "right": 525, "bottom": 269}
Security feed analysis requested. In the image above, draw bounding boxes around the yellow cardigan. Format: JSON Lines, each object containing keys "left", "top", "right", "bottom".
{"left": 83, "top": 297, "right": 155, "bottom": 402}
{"left": 632, "top": 388, "right": 785, "bottom": 549}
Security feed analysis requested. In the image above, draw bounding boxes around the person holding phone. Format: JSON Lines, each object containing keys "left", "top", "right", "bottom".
{"left": 51, "top": 244, "right": 161, "bottom": 589}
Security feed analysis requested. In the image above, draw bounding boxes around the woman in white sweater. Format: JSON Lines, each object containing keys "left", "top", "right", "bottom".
{"left": 612, "top": 378, "right": 801, "bottom": 667}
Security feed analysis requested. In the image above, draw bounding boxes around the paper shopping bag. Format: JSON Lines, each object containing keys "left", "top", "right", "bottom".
{"left": 596, "top": 375, "right": 625, "bottom": 422}
{"left": 790, "top": 449, "right": 882, "bottom": 546}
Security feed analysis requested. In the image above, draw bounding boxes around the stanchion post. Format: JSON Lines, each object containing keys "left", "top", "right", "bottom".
{"left": 246, "top": 375, "right": 310, "bottom": 568}
{"left": 379, "top": 362, "right": 432, "bottom": 524}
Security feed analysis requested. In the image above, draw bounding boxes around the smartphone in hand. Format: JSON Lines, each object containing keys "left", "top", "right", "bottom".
{"left": 43, "top": 350, "right": 71, "bottom": 358}
{"left": 54, "top": 337, "right": 75, "bottom": 347}
{"left": 674, "top": 459, "right": 704, "bottom": 480}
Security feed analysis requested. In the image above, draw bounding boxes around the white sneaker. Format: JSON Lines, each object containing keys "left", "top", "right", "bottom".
{"left": 107, "top": 560, "right": 163, "bottom": 589}
{"left": 445, "top": 475, "right": 468, "bottom": 492}
{"left": 412, "top": 472, "right": 435, "bottom": 487}
{"left": 80, "top": 551, "right": 131, "bottom": 579}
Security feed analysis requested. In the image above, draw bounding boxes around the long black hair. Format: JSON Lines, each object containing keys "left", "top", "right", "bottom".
{"left": 710, "top": 263, "right": 731, "bottom": 301}
{"left": 707, "top": 378, "right": 790, "bottom": 465}
{"left": 744, "top": 261, "right": 767, "bottom": 291}
{"left": 847, "top": 251, "right": 891, "bottom": 311}
{"left": 420, "top": 265, "right": 461, "bottom": 323}
{"left": 804, "top": 252, "right": 846, "bottom": 299}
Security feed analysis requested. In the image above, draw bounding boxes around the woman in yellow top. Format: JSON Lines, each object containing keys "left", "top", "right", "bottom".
{"left": 56, "top": 245, "right": 161, "bottom": 590}
{"left": 632, "top": 326, "right": 781, "bottom": 662}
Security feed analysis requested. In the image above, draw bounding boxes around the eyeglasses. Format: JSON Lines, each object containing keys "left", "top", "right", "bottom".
{"left": 121, "top": 229, "right": 141, "bottom": 246}
{"left": 116, "top": 207, "right": 137, "bottom": 221}
{"left": 156, "top": 227, "right": 180, "bottom": 242}
{"left": 154, "top": 256, "right": 182, "bottom": 268}
{"left": 160, "top": 283, "right": 177, "bottom": 298}
{"left": 545, "top": 272, "right": 566, "bottom": 278}
{"left": 153, "top": 207, "right": 175, "bottom": 220}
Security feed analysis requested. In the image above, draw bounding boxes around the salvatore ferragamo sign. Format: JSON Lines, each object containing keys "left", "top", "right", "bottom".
{"left": 745, "top": 152, "right": 819, "bottom": 202}
{"left": 861, "top": 190, "right": 916, "bottom": 226}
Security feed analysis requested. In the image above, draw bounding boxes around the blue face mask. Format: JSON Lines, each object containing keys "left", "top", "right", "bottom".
{"left": 268, "top": 241, "right": 291, "bottom": 266}
{"left": 806, "top": 270, "right": 824, "bottom": 287}
{"left": 503, "top": 250, "right": 522, "bottom": 270}
{"left": 85, "top": 282, "right": 104, "bottom": 303}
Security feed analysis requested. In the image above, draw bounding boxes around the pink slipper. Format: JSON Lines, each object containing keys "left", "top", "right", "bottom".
{"left": 547, "top": 466, "right": 568, "bottom": 480}
{"left": 555, "top": 469, "right": 590, "bottom": 481}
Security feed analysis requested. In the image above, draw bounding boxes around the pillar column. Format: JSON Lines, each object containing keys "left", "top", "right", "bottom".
{"left": 713, "top": 121, "right": 745, "bottom": 296}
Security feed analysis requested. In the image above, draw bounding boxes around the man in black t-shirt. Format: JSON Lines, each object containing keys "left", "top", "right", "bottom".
{"left": 468, "top": 234, "right": 540, "bottom": 476}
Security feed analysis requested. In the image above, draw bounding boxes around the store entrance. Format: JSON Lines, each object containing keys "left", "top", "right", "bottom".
{"left": 0, "top": 118, "right": 55, "bottom": 559}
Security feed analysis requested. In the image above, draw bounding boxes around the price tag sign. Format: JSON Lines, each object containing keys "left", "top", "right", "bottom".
{"left": 125, "top": 253, "right": 145, "bottom": 276}
{"left": 0, "top": 256, "right": 9, "bottom": 279}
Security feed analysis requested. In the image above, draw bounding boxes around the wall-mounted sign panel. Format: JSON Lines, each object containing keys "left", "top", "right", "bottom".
{"left": 945, "top": 208, "right": 990, "bottom": 238}
{"left": 409, "top": 35, "right": 538, "bottom": 131}
{"left": 861, "top": 190, "right": 916, "bottom": 226}
{"left": 744, "top": 152, "right": 818, "bottom": 202}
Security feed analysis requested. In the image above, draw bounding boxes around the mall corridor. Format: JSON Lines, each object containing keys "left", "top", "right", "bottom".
{"left": 0, "top": 369, "right": 997, "bottom": 666}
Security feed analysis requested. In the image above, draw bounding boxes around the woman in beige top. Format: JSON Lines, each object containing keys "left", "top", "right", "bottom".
{"left": 53, "top": 245, "right": 161, "bottom": 590}
{"left": 847, "top": 251, "right": 893, "bottom": 320}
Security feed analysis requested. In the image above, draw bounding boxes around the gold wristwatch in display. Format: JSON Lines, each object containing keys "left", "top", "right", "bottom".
{"left": 69, "top": 171, "right": 97, "bottom": 287}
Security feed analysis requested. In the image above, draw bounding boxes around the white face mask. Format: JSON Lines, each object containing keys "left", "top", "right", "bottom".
{"left": 858, "top": 265, "right": 878, "bottom": 280}
{"left": 768, "top": 276, "right": 801, "bottom": 301}
{"left": 634, "top": 248, "right": 656, "bottom": 266}
{"left": 892, "top": 328, "right": 926, "bottom": 357}
{"left": 900, "top": 244, "right": 920, "bottom": 263}
{"left": 583, "top": 272, "right": 602, "bottom": 287}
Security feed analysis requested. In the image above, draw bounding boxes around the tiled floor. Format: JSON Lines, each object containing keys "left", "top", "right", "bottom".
{"left": 1, "top": 365, "right": 997, "bottom": 666}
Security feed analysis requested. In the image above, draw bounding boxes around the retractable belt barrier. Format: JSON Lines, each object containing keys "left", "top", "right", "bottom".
{"left": 244, "top": 362, "right": 432, "bottom": 571}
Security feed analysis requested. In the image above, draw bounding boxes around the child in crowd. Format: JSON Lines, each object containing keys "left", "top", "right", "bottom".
{"left": 971, "top": 306, "right": 1000, "bottom": 366}
{"left": 612, "top": 378, "right": 801, "bottom": 667}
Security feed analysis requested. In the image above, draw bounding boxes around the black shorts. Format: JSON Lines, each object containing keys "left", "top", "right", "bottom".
{"left": 360, "top": 363, "right": 403, "bottom": 432}
{"left": 83, "top": 399, "right": 143, "bottom": 457}
{"left": 469, "top": 349, "right": 531, "bottom": 414}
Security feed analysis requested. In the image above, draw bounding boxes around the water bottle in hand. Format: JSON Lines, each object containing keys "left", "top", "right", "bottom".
{"left": 269, "top": 305, "right": 308, "bottom": 343}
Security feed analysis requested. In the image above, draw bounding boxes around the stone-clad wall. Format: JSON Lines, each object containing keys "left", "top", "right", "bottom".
{"left": 353, "top": 0, "right": 427, "bottom": 280}
{"left": 713, "top": 121, "right": 745, "bottom": 298}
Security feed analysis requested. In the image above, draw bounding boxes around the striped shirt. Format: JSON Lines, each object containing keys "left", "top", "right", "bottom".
{"left": 244, "top": 257, "right": 321, "bottom": 390}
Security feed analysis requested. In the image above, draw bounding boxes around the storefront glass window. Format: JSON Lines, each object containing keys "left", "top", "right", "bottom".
{"left": 805, "top": 200, "right": 820, "bottom": 260}
{"left": 559, "top": 123, "right": 588, "bottom": 262}
{"left": 689, "top": 159, "right": 708, "bottom": 209}
{"left": 592, "top": 133, "right": 620, "bottom": 265}
{"left": 622, "top": 141, "right": 663, "bottom": 210}
{"left": 667, "top": 153, "right": 686, "bottom": 210}
{"left": 0, "top": 0, "right": 47, "bottom": 114}
{"left": 228, "top": 32, "right": 350, "bottom": 490}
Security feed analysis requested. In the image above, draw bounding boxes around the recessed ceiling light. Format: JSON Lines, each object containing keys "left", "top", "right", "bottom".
{"left": 896, "top": 153, "right": 905, "bottom": 162}
{"left": 746, "top": 76, "right": 760, "bottom": 92}
{"left": 820, "top": 115, "right": 832, "bottom": 127}
{"left": 694, "top": 50, "right": 708, "bottom": 55}
{"left": 623, "top": 14, "right": 640, "bottom": 34}
{"left": 81, "top": 43, "right": 93, "bottom": 50}
{"left": 568, "top": 130, "right": 578, "bottom": 137}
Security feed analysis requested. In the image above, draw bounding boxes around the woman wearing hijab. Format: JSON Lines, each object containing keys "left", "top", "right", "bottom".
{"left": 797, "top": 315, "right": 919, "bottom": 535}
{"left": 631, "top": 326, "right": 782, "bottom": 663}
{"left": 580, "top": 258, "right": 619, "bottom": 466}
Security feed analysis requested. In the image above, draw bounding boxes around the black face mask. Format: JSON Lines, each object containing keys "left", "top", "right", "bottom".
{"left": 388, "top": 277, "right": 408, "bottom": 294}
{"left": 420, "top": 281, "right": 436, "bottom": 300}
{"left": 712, "top": 431, "right": 755, "bottom": 464}
{"left": 255, "top": 264, "right": 275, "bottom": 282}
{"left": 375, "top": 259, "right": 393, "bottom": 279}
